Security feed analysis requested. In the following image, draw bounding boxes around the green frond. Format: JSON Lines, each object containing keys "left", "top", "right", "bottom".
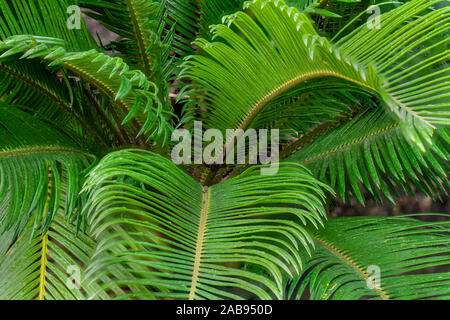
{"left": 80, "top": 0, "right": 178, "bottom": 121}
{"left": 180, "top": 0, "right": 375, "bottom": 133}
{"left": 0, "top": 0, "right": 96, "bottom": 50}
{"left": 336, "top": 0, "right": 450, "bottom": 150}
{"left": 79, "top": 0, "right": 247, "bottom": 93}
{"left": 0, "top": 58, "right": 113, "bottom": 148}
{"left": 0, "top": 35, "right": 174, "bottom": 145}
{"left": 285, "top": 0, "right": 341, "bottom": 18}
{"left": 81, "top": 150, "right": 331, "bottom": 299}
{"left": 250, "top": 82, "right": 364, "bottom": 137}
{"left": 288, "top": 109, "right": 449, "bottom": 204}
{"left": 79, "top": 0, "right": 172, "bottom": 79}
{"left": 0, "top": 208, "right": 126, "bottom": 300}
{"left": 165, "top": 0, "right": 246, "bottom": 59}
{"left": 180, "top": 0, "right": 448, "bottom": 163}
{"left": 286, "top": 215, "right": 450, "bottom": 300}
{"left": 0, "top": 104, "right": 93, "bottom": 235}
{"left": 0, "top": 58, "right": 71, "bottom": 122}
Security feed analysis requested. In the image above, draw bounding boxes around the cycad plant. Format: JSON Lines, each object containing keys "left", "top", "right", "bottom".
{"left": 0, "top": 0, "right": 449, "bottom": 300}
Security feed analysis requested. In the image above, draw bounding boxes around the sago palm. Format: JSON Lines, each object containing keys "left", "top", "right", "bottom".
{"left": 0, "top": 0, "right": 449, "bottom": 300}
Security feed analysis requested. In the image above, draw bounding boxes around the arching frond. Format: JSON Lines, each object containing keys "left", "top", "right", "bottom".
{"left": 336, "top": 0, "right": 450, "bottom": 150}
{"left": 180, "top": 0, "right": 448, "bottom": 151}
{"left": 286, "top": 215, "right": 450, "bottom": 300}
{"left": 80, "top": 0, "right": 163, "bottom": 77}
{"left": 0, "top": 1, "right": 132, "bottom": 147}
{"left": 288, "top": 109, "right": 449, "bottom": 204}
{"left": 0, "top": 35, "right": 174, "bottom": 145}
{"left": 81, "top": 150, "right": 330, "bottom": 299}
{"left": 0, "top": 213, "right": 90, "bottom": 299}
{"left": 0, "top": 58, "right": 113, "bottom": 148}
{"left": 0, "top": 59, "right": 71, "bottom": 122}
{"left": 0, "top": 207, "right": 130, "bottom": 300}
{"left": 0, "top": 104, "right": 92, "bottom": 235}
{"left": 79, "top": 0, "right": 177, "bottom": 123}
{"left": 180, "top": 0, "right": 379, "bottom": 135}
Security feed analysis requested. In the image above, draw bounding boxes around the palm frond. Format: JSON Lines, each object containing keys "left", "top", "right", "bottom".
{"left": 0, "top": 58, "right": 71, "bottom": 122}
{"left": 0, "top": 35, "right": 174, "bottom": 145}
{"left": 180, "top": 0, "right": 448, "bottom": 152}
{"left": 0, "top": 0, "right": 96, "bottom": 50}
{"left": 80, "top": 0, "right": 160, "bottom": 74}
{"left": 0, "top": 1, "right": 127, "bottom": 147}
{"left": 81, "top": 150, "right": 331, "bottom": 299}
{"left": 0, "top": 207, "right": 127, "bottom": 299}
{"left": 286, "top": 0, "right": 341, "bottom": 18}
{"left": 0, "top": 104, "right": 92, "bottom": 235}
{"left": 286, "top": 215, "right": 450, "bottom": 300}
{"left": 288, "top": 109, "right": 449, "bottom": 204}
{"left": 0, "top": 57, "right": 114, "bottom": 148}
{"left": 164, "top": 0, "right": 245, "bottom": 60}
{"left": 336, "top": 0, "right": 450, "bottom": 150}
{"left": 80, "top": 0, "right": 178, "bottom": 124}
